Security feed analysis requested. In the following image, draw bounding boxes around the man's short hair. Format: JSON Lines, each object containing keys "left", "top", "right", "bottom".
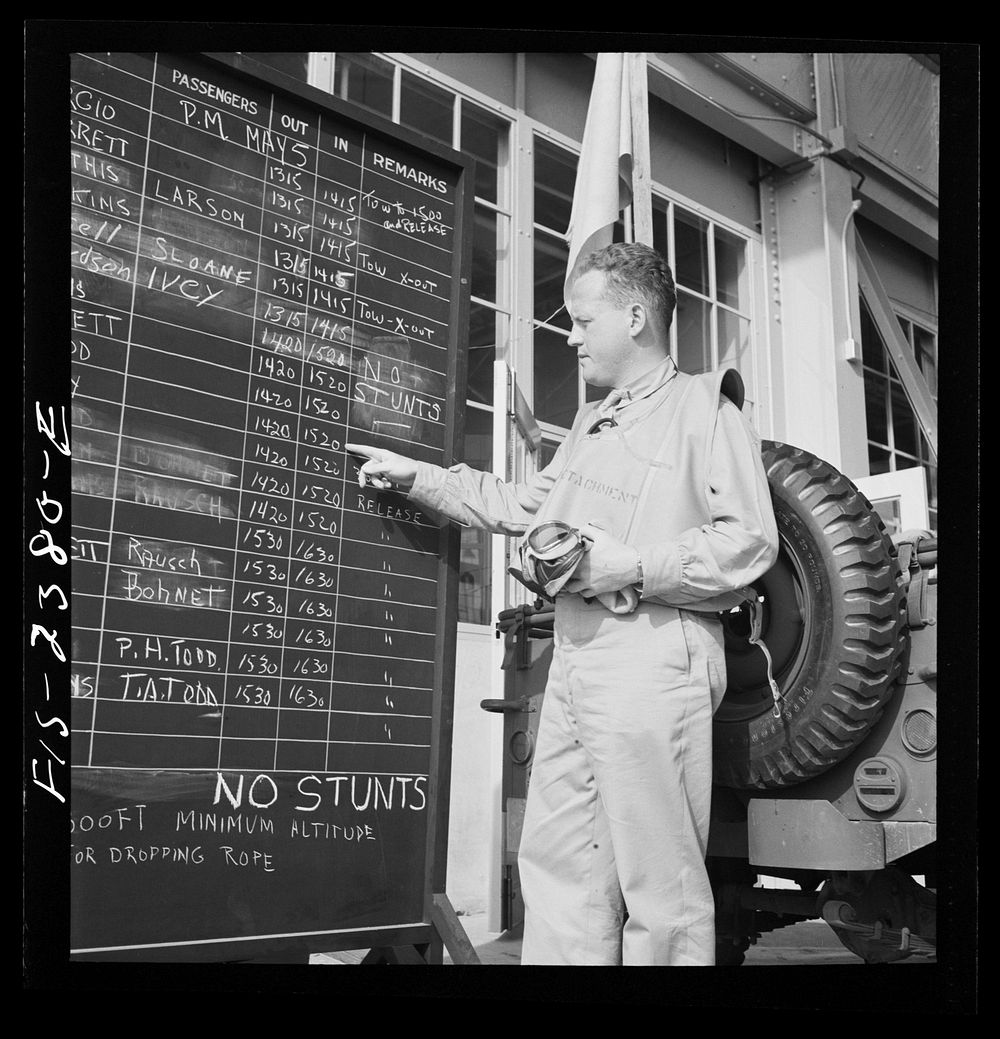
{"left": 577, "top": 242, "right": 677, "bottom": 334}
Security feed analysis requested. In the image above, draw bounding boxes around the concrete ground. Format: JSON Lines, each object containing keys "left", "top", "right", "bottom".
{"left": 310, "top": 912, "right": 936, "bottom": 966}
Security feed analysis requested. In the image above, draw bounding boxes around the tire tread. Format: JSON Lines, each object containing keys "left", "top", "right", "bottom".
{"left": 716, "top": 440, "right": 907, "bottom": 790}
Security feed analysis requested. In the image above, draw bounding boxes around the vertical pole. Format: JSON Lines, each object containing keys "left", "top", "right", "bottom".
{"left": 628, "top": 53, "right": 653, "bottom": 246}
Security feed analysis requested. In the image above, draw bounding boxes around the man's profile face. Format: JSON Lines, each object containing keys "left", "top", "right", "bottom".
{"left": 566, "top": 269, "right": 637, "bottom": 389}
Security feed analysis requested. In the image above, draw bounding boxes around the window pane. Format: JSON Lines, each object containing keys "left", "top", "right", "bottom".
{"left": 674, "top": 209, "right": 709, "bottom": 296}
{"left": 458, "top": 407, "right": 493, "bottom": 625}
{"left": 534, "top": 139, "right": 576, "bottom": 233}
{"left": 919, "top": 431, "right": 937, "bottom": 464}
{"left": 860, "top": 301, "right": 885, "bottom": 372}
{"left": 868, "top": 445, "right": 891, "bottom": 475}
{"left": 890, "top": 383, "right": 919, "bottom": 458}
{"left": 864, "top": 371, "right": 889, "bottom": 446}
{"left": 244, "top": 53, "right": 309, "bottom": 82}
{"left": 718, "top": 308, "right": 751, "bottom": 381}
{"left": 472, "top": 206, "right": 500, "bottom": 303}
{"left": 334, "top": 53, "right": 394, "bottom": 118}
{"left": 461, "top": 102, "right": 505, "bottom": 205}
{"left": 676, "top": 292, "right": 711, "bottom": 375}
{"left": 914, "top": 324, "right": 937, "bottom": 399}
{"left": 653, "top": 200, "right": 669, "bottom": 260}
{"left": 467, "top": 303, "right": 502, "bottom": 407}
{"left": 925, "top": 464, "right": 938, "bottom": 513}
{"left": 873, "top": 498, "right": 902, "bottom": 537}
{"left": 461, "top": 405, "right": 493, "bottom": 465}
{"left": 400, "top": 71, "right": 453, "bottom": 148}
{"left": 534, "top": 230, "right": 570, "bottom": 329}
{"left": 714, "top": 226, "right": 746, "bottom": 310}
{"left": 533, "top": 325, "right": 577, "bottom": 428}
{"left": 539, "top": 438, "right": 560, "bottom": 470}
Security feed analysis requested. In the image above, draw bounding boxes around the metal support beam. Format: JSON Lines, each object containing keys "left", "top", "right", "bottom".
{"left": 855, "top": 232, "right": 939, "bottom": 459}
{"left": 646, "top": 53, "right": 807, "bottom": 168}
{"left": 758, "top": 150, "right": 869, "bottom": 475}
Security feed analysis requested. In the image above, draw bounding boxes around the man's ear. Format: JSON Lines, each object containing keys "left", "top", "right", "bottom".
{"left": 627, "top": 302, "right": 647, "bottom": 337}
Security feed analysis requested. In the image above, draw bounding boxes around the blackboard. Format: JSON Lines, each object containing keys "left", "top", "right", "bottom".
{"left": 68, "top": 51, "right": 472, "bottom": 959}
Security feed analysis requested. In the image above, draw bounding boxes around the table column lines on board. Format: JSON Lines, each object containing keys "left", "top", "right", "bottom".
{"left": 322, "top": 115, "right": 367, "bottom": 774}
{"left": 73, "top": 70, "right": 451, "bottom": 764}
{"left": 72, "top": 67, "right": 457, "bottom": 319}
{"left": 72, "top": 564, "right": 438, "bottom": 621}
{"left": 74, "top": 505, "right": 441, "bottom": 564}
{"left": 74, "top": 765, "right": 430, "bottom": 776}
{"left": 81, "top": 446, "right": 449, "bottom": 524}
{"left": 80, "top": 135, "right": 439, "bottom": 348}
{"left": 72, "top": 485, "right": 444, "bottom": 588}
{"left": 133, "top": 100, "right": 457, "bottom": 271}
{"left": 145, "top": 65, "right": 460, "bottom": 231}
{"left": 74, "top": 653, "right": 434, "bottom": 683}
{"left": 338, "top": 129, "right": 437, "bottom": 767}
{"left": 215, "top": 89, "right": 278, "bottom": 772}
{"left": 134, "top": 313, "right": 452, "bottom": 387}
{"left": 272, "top": 103, "right": 340, "bottom": 776}
{"left": 74, "top": 621, "right": 438, "bottom": 660}
{"left": 82, "top": 54, "right": 159, "bottom": 769}
{"left": 76, "top": 146, "right": 458, "bottom": 303}
{"left": 111, "top": 399, "right": 441, "bottom": 458}
{"left": 83, "top": 728, "right": 432, "bottom": 750}
{"left": 132, "top": 183, "right": 455, "bottom": 315}
{"left": 75, "top": 681, "right": 433, "bottom": 720}
{"left": 77, "top": 290, "right": 452, "bottom": 450}
{"left": 330, "top": 680, "right": 432, "bottom": 694}
{"left": 76, "top": 361, "right": 450, "bottom": 427}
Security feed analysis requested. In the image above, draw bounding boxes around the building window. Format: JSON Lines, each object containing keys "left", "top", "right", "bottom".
{"left": 860, "top": 299, "right": 938, "bottom": 531}
{"left": 671, "top": 206, "right": 753, "bottom": 403}
{"left": 400, "top": 71, "right": 455, "bottom": 147}
{"left": 898, "top": 314, "right": 938, "bottom": 404}
{"left": 455, "top": 101, "right": 511, "bottom": 624}
{"left": 532, "top": 138, "right": 626, "bottom": 438}
{"left": 331, "top": 52, "right": 395, "bottom": 118}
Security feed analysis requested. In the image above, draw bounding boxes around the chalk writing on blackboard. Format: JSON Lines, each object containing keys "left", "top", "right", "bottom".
{"left": 68, "top": 51, "right": 468, "bottom": 956}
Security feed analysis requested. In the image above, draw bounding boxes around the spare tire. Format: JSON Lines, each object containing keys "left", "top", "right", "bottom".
{"left": 713, "top": 441, "right": 907, "bottom": 789}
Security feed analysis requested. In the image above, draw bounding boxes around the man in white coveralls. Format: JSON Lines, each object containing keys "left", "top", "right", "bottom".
{"left": 348, "top": 242, "right": 779, "bottom": 966}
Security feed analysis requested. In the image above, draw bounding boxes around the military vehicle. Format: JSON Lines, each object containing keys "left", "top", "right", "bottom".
{"left": 488, "top": 441, "right": 937, "bottom": 965}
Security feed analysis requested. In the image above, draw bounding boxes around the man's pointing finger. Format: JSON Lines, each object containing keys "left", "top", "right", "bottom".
{"left": 345, "top": 442, "right": 380, "bottom": 460}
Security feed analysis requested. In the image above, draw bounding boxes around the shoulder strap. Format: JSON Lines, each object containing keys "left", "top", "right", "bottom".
{"left": 623, "top": 367, "right": 744, "bottom": 543}
{"left": 696, "top": 367, "right": 744, "bottom": 410}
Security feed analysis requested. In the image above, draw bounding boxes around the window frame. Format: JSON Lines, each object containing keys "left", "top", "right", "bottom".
{"left": 859, "top": 294, "right": 938, "bottom": 531}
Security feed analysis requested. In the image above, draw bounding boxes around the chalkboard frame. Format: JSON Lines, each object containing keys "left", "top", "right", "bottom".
{"left": 68, "top": 50, "right": 475, "bottom": 962}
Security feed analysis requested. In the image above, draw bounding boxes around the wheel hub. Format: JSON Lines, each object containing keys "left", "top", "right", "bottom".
{"left": 718, "top": 536, "right": 811, "bottom": 723}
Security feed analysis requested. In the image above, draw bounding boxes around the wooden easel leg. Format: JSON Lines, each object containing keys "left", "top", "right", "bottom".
{"left": 431, "top": 892, "right": 481, "bottom": 965}
{"left": 420, "top": 935, "right": 444, "bottom": 965}
{"left": 360, "top": 896, "right": 480, "bottom": 964}
{"left": 362, "top": 944, "right": 430, "bottom": 964}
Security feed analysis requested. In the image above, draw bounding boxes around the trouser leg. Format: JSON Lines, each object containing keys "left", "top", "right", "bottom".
{"left": 518, "top": 599, "right": 727, "bottom": 966}
{"left": 577, "top": 608, "right": 726, "bottom": 965}
{"left": 518, "top": 643, "right": 624, "bottom": 965}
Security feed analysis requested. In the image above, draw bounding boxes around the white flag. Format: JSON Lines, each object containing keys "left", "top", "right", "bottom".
{"left": 564, "top": 53, "right": 636, "bottom": 295}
